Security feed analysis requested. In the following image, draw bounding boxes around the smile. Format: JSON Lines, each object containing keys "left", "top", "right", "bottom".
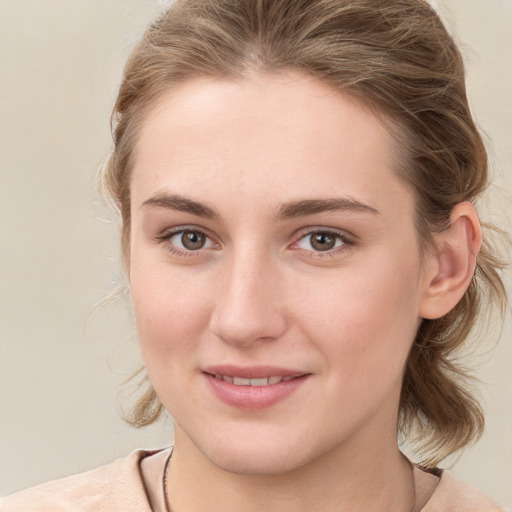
{"left": 211, "top": 374, "right": 298, "bottom": 386}
{"left": 204, "top": 368, "right": 309, "bottom": 409}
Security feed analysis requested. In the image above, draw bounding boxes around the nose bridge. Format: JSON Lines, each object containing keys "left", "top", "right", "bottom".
{"left": 210, "top": 243, "right": 287, "bottom": 346}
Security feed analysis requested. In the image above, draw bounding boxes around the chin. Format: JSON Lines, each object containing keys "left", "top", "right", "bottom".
{"left": 210, "top": 447, "right": 305, "bottom": 476}
{"left": 190, "top": 430, "right": 322, "bottom": 476}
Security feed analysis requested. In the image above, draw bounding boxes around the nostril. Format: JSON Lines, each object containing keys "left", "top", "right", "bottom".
{"left": 209, "top": 302, "right": 288, "bottom": 347}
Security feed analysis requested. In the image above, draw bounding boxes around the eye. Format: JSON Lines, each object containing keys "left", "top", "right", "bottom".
{"left": 295, "top": 230, "right": 347, "bottom": 252}
{"left": 164, "top": 229, "right": 216, "bottom": 252}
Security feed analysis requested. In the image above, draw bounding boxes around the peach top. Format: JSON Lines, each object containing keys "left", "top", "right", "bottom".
{"left": 0, "top": 449, "right": 505, "bottom": 511}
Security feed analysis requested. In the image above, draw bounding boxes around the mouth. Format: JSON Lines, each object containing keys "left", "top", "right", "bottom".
{"left": 206, "top": 373, "right": 300, "bottom": 386}
{"left": 202, "top": 366, "right": 310, "bottom": 409}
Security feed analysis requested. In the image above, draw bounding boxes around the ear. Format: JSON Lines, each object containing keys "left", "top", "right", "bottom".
{"left": 419, "top": 202, "right": 482, "bottom": 320}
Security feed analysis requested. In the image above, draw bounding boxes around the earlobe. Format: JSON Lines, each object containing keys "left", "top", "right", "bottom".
{"left": 419, "top": 202, "right": 482, "bottom": 320}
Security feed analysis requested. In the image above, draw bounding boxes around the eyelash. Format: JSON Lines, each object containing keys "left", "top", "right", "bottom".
{"left": 156, "top": 227, "right": 355, "bottom": 258}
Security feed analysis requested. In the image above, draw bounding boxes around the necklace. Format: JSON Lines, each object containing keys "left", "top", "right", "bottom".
{"left": 162, "top": 448, "right": 173, "bottom": 512}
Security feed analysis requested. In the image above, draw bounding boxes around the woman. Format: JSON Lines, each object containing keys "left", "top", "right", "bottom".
{"left": 1, "top": 0, "right": 507, "bottom": 510}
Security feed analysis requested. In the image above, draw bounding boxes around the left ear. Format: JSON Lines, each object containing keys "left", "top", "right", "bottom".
{"left": 419, "top": 202, "right": 482, "bottom": 320}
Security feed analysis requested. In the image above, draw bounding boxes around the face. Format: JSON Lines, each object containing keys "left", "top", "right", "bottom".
{"left": 129, "top": 72, "right": 429, "bottom": 475}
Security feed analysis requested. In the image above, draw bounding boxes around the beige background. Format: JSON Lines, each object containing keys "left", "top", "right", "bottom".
{"left": 0, "top": 0, "right": 511, "bottom": 506}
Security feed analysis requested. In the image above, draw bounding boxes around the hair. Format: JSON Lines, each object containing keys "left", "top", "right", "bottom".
{"left": 100, "top": 0, "right": 507, "bottom": 467}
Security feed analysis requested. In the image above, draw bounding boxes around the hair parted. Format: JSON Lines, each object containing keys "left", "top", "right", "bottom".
{"left": 100, "top": 0, "right": 507, "bottom": 467}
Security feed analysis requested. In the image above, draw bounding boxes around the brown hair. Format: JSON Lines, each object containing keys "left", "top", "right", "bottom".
{"left": 100, "top": 0, "right": 507, "bottom": 467}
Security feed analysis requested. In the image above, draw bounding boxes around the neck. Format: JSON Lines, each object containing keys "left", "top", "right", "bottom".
{"left": 166, "top": 425, "right": 415, "bottom": 512}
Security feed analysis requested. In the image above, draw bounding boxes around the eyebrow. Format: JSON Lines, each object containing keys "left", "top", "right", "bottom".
{"left": 142, "top": 193, "right": 218, "bottom": 219}
{"left": 274, "top": 197, "right": 380, "bottom": 220}
{"left": 141, "top": 193, "right": 379, "bottom": 220}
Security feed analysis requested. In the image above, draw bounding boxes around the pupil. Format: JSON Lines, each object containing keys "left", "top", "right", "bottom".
{"left": 311, "top": 233, "right": 335, "bottom": 251}
{"left": 182, "top": 231, "right": 205, "bottom": 250}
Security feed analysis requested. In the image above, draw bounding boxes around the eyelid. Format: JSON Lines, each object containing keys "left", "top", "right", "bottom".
{"left": 157, "top": 224, "right": 216, "bottom": 241}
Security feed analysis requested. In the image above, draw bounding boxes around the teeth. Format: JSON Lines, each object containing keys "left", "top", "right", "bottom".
{"left": 233, "top": 377, "right": 251, "bottom": 385}
{"left": 213, "top": 374, "right": 297, "bottom": 386}
{"left": 250, "top": 378, "right": 270, "bottom": 387}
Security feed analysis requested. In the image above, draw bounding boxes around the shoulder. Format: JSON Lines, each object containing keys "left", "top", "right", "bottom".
{"left": 0, "top": 449, "right": 165, "bottom": 512}
{"left": 422, "top": 469, "right": 506, "bottom": 512}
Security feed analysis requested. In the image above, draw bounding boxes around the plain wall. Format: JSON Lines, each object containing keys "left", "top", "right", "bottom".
{"left": 1, "top": 0, "right": 511, "bottom": 506}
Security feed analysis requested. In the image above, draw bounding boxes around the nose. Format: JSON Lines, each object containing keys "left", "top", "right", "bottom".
{"left": 209, "top": 251, "right": 288, "bottom": 348}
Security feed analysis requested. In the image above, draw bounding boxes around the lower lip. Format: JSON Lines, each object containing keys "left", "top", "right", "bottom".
{"left": 204, "top": 373, "right": 309, "bottom": 410}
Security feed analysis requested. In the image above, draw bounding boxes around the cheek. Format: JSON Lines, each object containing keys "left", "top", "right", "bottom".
{"left": 129, "top": 262, "right": 213, "bottom": 367}
{"left": 293, "top": 253, "right": 423, "bottom": 384}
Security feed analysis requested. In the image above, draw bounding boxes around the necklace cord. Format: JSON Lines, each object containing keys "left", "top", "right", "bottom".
{"left": 162, "top": 448, "right": 173, "bottom": 512}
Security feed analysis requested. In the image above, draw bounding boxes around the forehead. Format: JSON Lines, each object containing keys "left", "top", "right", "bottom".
{"left": 130, "top": 71, "right": 412, "bottom": 218}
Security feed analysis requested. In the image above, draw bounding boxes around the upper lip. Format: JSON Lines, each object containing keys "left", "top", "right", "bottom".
{"left": 203, "top": 365, "right": 308, "bottom": 379}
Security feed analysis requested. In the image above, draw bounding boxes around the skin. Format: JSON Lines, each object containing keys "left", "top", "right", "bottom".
{"left": 128, "top": 71, "right": 481, "bottom": 512}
